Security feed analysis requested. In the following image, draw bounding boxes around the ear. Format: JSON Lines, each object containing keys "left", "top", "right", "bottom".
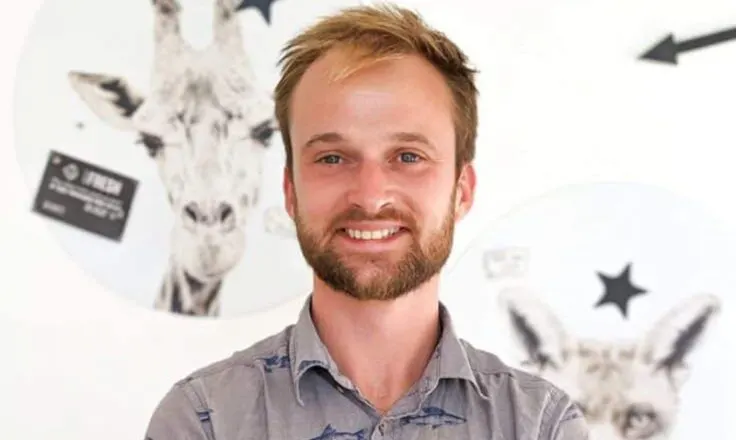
{"left": 454, "top": 162, "right": 476, "bottom": 221}
{"left": 283, "top": 166, "right": 295, "bottom": 220}
{"left": 497, "top": 287, "right": 571, "bottom": 372}
{"left": 68, "top": 71, "right": 145, "bottom": 132}
{"left": 638, "top": 293, "right": 721, "bottom": 390}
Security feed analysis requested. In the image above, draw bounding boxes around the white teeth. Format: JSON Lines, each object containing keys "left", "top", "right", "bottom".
{"left": 346, "top": 227, "right": 400, "bottom": 240}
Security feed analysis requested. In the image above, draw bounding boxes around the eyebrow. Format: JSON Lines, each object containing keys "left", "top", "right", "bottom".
{"left": 304, "top": 131, "right": 435, "bottom": 150}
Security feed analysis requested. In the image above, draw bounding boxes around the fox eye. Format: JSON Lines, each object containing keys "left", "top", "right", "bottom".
{"left": 618, "top": 403, "right": 661, "bottom": 438}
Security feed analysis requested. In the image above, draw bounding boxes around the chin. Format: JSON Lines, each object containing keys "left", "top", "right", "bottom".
{"left": 182, "top": 249, "right": 243, "bottom": 281}
{"left": 345, "top": 258, "right": 401, "bottom": 277}
{"left": 351, "top": 269, "right": 390, "bottom": 285}
{"left": 185, "top": 262, "right": 232, "bottom": 281}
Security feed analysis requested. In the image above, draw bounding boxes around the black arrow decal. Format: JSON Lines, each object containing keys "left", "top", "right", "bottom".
{"left": 639, "top": 26, "right": 736, "bottom": 65}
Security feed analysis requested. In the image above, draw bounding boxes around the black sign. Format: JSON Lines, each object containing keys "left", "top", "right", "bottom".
{"left": 31, "top": 150, "right": 138, "bottom": 241}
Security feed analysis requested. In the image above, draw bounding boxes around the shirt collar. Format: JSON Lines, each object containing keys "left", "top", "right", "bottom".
{"left": 288, "top": 294, "right": 490, "bottom": 406}
{"left": 288, "top": 295, "right": 339, "bottom": 406}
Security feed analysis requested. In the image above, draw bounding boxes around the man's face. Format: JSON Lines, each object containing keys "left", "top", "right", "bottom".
{"left": 284, "top": 48, "right": 475, "bottom": 301}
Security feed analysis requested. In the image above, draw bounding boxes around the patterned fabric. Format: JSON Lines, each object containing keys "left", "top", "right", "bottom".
{"left": 144, "top": 295, "right": 588, "bottom": 439}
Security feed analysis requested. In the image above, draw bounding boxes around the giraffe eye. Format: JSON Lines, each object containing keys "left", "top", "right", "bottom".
{"left": 136, "top": 132, "right": 165, "bottom": 157}
{"left": 251, "top": 119, "right": 275, "bottom": 146}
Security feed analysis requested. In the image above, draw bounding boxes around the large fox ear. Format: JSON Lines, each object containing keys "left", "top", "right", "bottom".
{"left": 638, "top": 293, "right": 721, "bottom": 390}
{"left": 497, "top": 287, "right": 572, "bottom": 373}
{"left": 68, "top": 71, "right": 145, "bottom": 132}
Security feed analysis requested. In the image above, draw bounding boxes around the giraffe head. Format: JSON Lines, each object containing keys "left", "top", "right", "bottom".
{"left": 497, "top": 288, "right": 721, "bottom": 439}
{"left": 67, "top": 0, "right": 277, "bottom": 281}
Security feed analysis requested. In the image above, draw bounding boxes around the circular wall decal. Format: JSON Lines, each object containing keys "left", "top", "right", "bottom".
{"left": 443, "top": 182, "right": 734, "bottom": 440}
{"left": 12, "top": 0, "right": 361, "bottom": 318}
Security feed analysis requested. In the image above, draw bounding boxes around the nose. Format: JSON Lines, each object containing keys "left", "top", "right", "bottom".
{"left": 346, "top": 161, "right": 394, "bottom": 215}
{"left": 182, "top": 201, "right": 235, "bottom": 229}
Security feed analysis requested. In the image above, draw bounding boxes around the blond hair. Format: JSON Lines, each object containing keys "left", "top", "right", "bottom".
{"left": 273, "top": 3, "right": 479, "bottom": 176}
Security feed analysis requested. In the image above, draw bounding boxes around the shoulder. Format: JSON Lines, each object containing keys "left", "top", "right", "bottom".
{"left": 460, "top": 339, "right": 587, "bottom": 437}
{"left": 178, "top": 324, "right": 293, "bottom": 385}
{"left": 144, "top": 325, "right": 295, "bottom": 438}
{"left": 460, "top": 338, "right": 560, "bottom": 396}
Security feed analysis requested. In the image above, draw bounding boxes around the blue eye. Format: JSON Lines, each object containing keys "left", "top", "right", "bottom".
{"left": 399, "top": 152, "right": 420, "bottom": 163}
{"left": 318, "top": 154, "right": 342, "bottom": 165}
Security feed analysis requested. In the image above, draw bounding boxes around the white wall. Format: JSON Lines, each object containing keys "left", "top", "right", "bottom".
{"left": 1, "top": 0, "right": 735, "bottom": 439}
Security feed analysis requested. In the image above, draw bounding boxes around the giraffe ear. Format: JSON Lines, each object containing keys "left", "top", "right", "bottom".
{"left": 638, "top": 293, "right": 721, "bottom": 389}
{"left": 68, "top": 71, "right": 145, "bottom": 132}
{"left": 497, "top": 287, "right": 571, "bottom": 372}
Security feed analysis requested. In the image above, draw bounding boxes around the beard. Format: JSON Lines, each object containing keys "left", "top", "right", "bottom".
{"left": 293, "top": 192, "right": 456, "bottom": 302}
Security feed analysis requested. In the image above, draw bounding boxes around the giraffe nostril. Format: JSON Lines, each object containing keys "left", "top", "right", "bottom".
{"left": 183, "top": 202, "right": 199, "bottom": 222}
{"left": 182, "top": 201, "right": 235, "bottom": 227}
{"left": 219, "top": 203, "right": 234, "bottom": 224}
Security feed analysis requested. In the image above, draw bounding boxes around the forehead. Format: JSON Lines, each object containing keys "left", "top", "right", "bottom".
{"left": 156, "top": 57, "right": 264, "bottom": 115}
{"left": 575, "top": 340, "right": 637, "bottom": 360}
{"left": 158, "top": 73, "right": 234, "bottom": 115}
{"left": 288, "top": 48, "right": 456, "bottom": 150}
{"left": 568, "top": 341, "right": 640, "bottom": 373}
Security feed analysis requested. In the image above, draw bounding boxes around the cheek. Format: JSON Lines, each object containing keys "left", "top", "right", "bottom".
{"left": 627, "top": 374, "right": 676, "bottom": 410}
{"left": 413, "top": 168, "right": 455, "bottom": 201}
{"left": 421, "top": 184, "right": 456, "bottom": 226}
{"left": 156, "top": 150, "right": 186, "bottom": 199}
{"left": 240, "top": 187, "right": 257, "bottom": 208}
{"left": 228, "top": 149, "right": 264, "bottom": 206}
{"left": 159, "top": 170, "right": 185, "bottom": 207}
{"left": 293, "top": 176, "right": 340, "bottom": 215}
{"left": 233, "top": 174, "right": 258, "bottom": 208}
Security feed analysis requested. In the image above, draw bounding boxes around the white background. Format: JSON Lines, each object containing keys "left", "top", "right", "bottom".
{"left": 443, "top": 181, "right": 735, "bottom": 439}
{"left": 2, "top": 0, "right": 736, "bottom": 438}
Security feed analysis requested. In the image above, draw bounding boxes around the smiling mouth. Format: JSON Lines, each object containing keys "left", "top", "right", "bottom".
{"left": 340, "top": 227, "right": 407, "bottom": 240}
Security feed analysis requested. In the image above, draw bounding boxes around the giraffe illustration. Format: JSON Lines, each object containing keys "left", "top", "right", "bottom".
{"left": 67, "top": 0, "right": 295, "bottom": 316}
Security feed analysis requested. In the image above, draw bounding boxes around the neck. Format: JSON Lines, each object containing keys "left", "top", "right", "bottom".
{"left": 310, "top": 277, "right": 442, "bottom": 413}
{"left": 157, "top": 259, "right": 223, "bottom": 316}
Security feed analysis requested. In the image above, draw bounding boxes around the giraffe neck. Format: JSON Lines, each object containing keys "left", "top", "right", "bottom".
{"left": 157, "top": 261, "right": 223, "bottom": 317}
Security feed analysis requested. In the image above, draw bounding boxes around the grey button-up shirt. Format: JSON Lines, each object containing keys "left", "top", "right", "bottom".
{"left": 144, "top": 296, "right": 589, "bottom": 439}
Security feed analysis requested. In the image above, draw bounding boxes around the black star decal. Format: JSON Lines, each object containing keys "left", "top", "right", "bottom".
{"left": 236, "top": 0, "right": 281, "bottom": 25}
{"left": 594, "top": 262, "right": 647, "bottom": 318}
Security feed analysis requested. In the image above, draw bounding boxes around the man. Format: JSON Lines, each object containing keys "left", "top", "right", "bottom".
{"left": 144, "top": 3, "right": 590, "bottom": 439}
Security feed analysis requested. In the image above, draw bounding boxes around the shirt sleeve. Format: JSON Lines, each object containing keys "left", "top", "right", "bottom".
{"left": 143, "top": 384, "right": 209, "bottom": 440}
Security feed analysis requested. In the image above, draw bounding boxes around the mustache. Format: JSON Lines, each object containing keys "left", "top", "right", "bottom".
{"left": 329, "top": 206, "right": 416, "bottom": 230}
